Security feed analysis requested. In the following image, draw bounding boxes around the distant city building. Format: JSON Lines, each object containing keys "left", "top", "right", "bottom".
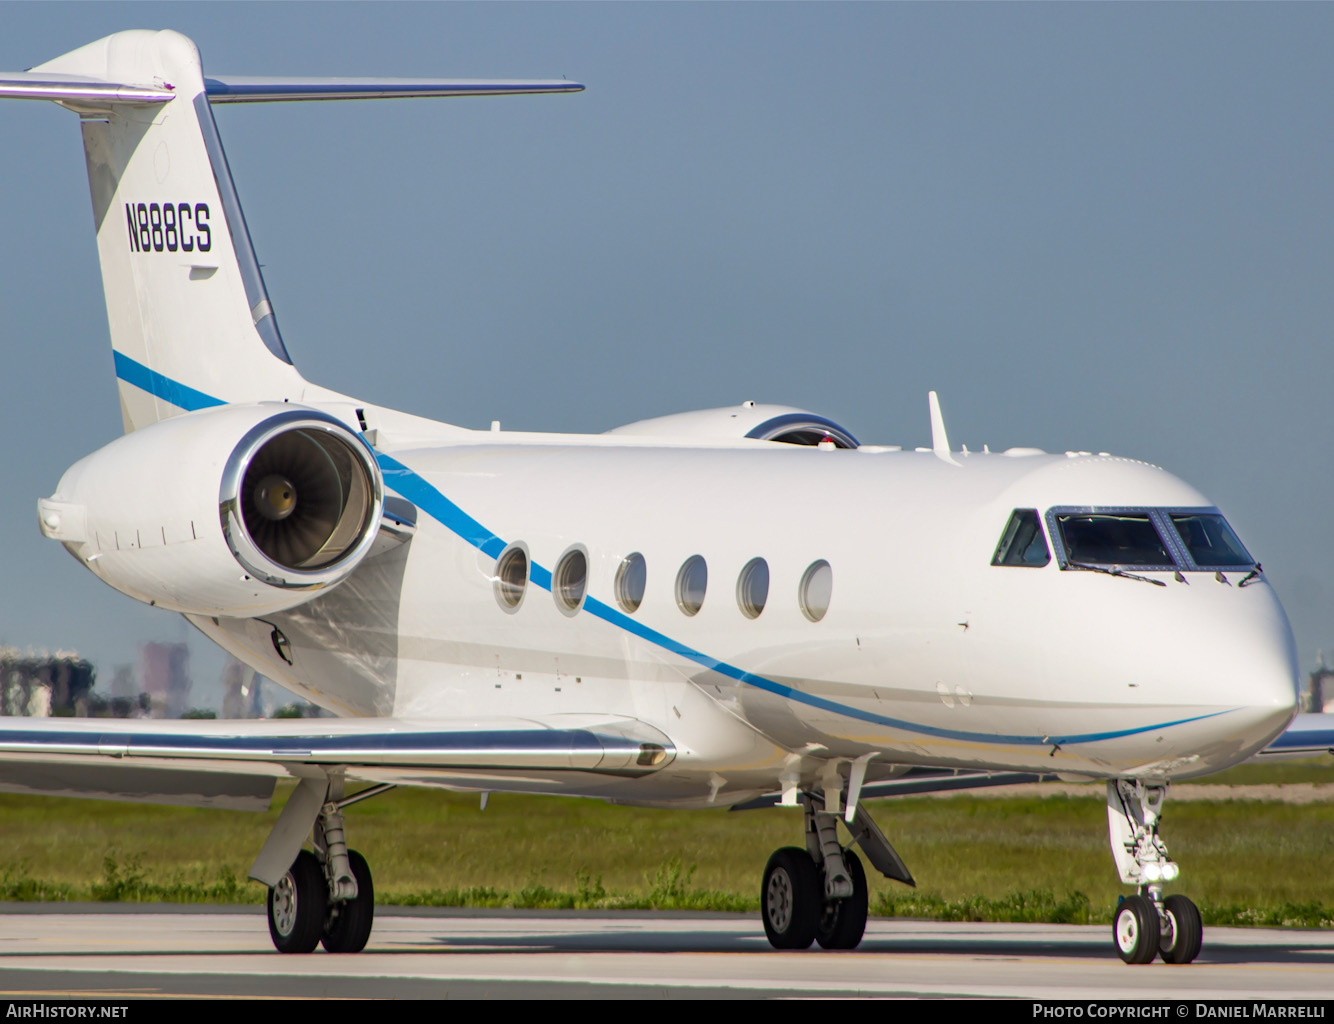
{"left": 108, "top": 663, "right": 136, "bottom": 700}
{"left": 139, "top": 642, "right": 191, "bottom": 718}
{"left": 1310, "top": 654, "right": 1334, "bottom": 713}
{"left": 220, "top": 656, "right": 326, "bottom": 718}
{"left": 1, "top": 644, "right": 320, "bottom": 719}
{"left": 221, "top": 656, "right": 261, "bottom": 719}
{"left": 0, "top": 647, "right": 95, "bottom": 716}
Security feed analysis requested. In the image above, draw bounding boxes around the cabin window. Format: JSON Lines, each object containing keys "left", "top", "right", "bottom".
{"left": 1054, "top": 513, "right": 1173, "bottom": 568}
{"left": 798, "top": 560, "right": 833, "bottom": 621}
{"left": 676, "top": 555, "right": 708, "bottom": 616}
{"left": 736, "top": 558, "right": 770, "bottom": 619}
{"left": 615, "top": 552, "right": 647, "bottom": 613}
{"left": 494, "top": 544, "right": 529, "bottom": 611}
{"left": 1169, "top": 514, "right": 1253, "bottom": 569}
{"left": 991, "top": 509, "right": 1050, "bottom": 567}
{"left": 553, "top": 546, "right": 588, "bottom": 615}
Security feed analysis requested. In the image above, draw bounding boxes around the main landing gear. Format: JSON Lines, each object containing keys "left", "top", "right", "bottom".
{"left": 252, "top": 777, "right": 391, "bottom": 954}
{"left": 1107, "top": 780, "right": 1203, "bottom": 965}
{"left": 761, "top": 791, "right": 914, "bottom": 951}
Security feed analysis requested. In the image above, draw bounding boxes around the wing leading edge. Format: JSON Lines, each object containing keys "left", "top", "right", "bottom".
{"left": 1249, "top": 713, "right": 1334, "bottom": 759}
{"left": 0, "top": 715, "right": 674, "bottom": 810}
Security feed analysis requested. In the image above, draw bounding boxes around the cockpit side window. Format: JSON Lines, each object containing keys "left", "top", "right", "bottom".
{"left": 992, "top": 509, "right": 1051, "bottom": 567}
{"left": 1054, "top": 513, "right": 1173, "bottom": 568}
{"left": 1169, "top": 513, "right": 1253, "bottom": 568}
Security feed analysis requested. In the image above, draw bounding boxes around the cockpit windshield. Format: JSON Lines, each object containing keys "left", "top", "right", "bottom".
{"left": 1055, "top": 513, "right": 1172, "bottom": 568}
{"left": 1168, "top": 513, "right": 1253, "bottom": 568}
{"left": 1045, "top": 507, "right": 1256, "bottom": 573}
{"left": 991, "top": 506, "right": 1258, "bottom": 575}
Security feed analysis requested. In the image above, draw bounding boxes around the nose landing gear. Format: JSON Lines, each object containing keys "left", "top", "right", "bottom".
{"left": 1107, "top": 780, "right": 1203, "bottom": 965}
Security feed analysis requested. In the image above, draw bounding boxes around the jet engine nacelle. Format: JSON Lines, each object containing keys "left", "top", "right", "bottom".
{"left": 38, "top": 403, "right": 384, "bottom": 617}
{"left": 606, "top": 402, "right": 860, "bottom": 448}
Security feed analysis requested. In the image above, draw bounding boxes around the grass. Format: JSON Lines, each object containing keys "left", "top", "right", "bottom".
{"left": 0, "top": 757, "right": 1330, "bottom": 925}
{"left": 1186, "top": 755, "right": 1334, "bottom": 786}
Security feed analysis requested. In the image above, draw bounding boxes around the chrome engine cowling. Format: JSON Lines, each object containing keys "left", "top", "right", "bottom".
{"left": 39, "top": 404, "right": 383, "bottom": 616}
{"left": 605, "top": 402, "right": 859, "bottom": 448}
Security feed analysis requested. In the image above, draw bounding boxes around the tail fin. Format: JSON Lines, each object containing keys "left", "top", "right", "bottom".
{"left": 27, "top": 30, "right": 303, "bottom": 430}
{"left": 2, "top": 30, "right": 583, "bottom": 432}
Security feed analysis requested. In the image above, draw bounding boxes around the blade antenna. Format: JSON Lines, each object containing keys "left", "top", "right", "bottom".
{"left": 928, "top": 390, "right": 960, "bottom": 466}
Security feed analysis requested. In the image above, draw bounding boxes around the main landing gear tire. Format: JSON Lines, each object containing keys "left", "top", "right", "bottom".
{"left": 816, "top": 848, "right": 868, "bottom": 950}
{"left": 762, "top": 847, "right": 822, "bottom": 950}
{"left": 1159, "top": 894, "right": 1203, "bottom": 965}
{"left": 321, "top": 849, "right": 375, "bottom": 953}
{"left": 1113, "top": 894, "right": 1161, "bottom": 965}
{"left": 268, "top": 850, "right": 325, "bottom": 954}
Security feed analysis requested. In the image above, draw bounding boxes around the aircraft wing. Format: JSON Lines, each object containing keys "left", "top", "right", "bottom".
{"left": 0, "top": 715, "right": 674, "bottom": 811}
{"left": 1248, "top": 713, "right": 1334, "bottom": 759}
{"left": 735, "top": 715, "right": 1334, "bottom": 811}
{"left": 730, "top": 768, "right": 1063, "bottom": 809}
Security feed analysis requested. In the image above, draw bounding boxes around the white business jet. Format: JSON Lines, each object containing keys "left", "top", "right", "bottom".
{"left": 0, "top": 30, "right": 1328, "bottom": 965}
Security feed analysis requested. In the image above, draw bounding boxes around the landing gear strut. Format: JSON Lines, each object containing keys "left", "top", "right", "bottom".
{"left": 761, "top": 791, "right": 895, "bottom": 951}
{"left": 256, "top": 778, "right": 391, "bottom": 954}
{"left": 1107, "top": 780, "right": 1202, "bottom": 965}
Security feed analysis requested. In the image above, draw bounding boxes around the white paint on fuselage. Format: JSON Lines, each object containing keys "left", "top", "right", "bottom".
{"left": 193, "top": 435, "right": 1297, "bottom": 805}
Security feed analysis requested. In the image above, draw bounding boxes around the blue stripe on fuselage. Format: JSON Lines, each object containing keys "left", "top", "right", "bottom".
{"left": 113, "top": 352, "right": 226, "bottom": 412}
{"left": 113, "top": 362, "right": 1231, "bottom": 748}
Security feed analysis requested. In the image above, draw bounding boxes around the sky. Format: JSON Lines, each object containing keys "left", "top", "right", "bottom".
{"left": 2, "top": 2, "right": 1333, "bottom": 707}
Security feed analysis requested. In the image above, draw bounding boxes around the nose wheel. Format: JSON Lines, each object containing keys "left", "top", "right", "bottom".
{"left": 1107, "top": 780, "right": 1203, "bottom": 965}
{"left": 1113, "top": 894, "right": 1160, "bottom": 964}
{"left": 1158, "top": 894, "right": 1203, "bottom": 964}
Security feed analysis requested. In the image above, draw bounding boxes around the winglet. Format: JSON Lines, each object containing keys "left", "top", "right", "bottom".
{"left": 928, "top": 391, "right": 959, "bottom": 465}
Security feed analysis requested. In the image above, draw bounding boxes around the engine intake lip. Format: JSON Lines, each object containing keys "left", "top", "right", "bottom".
{"left": 219, "top": 408, "right": 384, "bottom": 589}
{"left": 744, "top": 412, "right": 859, "bottom": 449}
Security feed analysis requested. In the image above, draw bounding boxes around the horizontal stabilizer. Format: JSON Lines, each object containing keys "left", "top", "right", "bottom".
{"left": 0, "top": 71, "right": 582, "bottom": 108}
{"left": 204, "top": 76, "right": 584, "bottom": 103}
{"left": 0, "top": 70, "right": 174, "bottom": 104}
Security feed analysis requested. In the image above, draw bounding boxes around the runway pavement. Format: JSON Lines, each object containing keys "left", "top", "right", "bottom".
{"left": 0, "top": 904, "right": 1331, "bottom": 999}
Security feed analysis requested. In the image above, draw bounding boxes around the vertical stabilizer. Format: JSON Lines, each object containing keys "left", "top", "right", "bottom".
{"left": 31, "top": 30, "right": 304, "bottom": 430}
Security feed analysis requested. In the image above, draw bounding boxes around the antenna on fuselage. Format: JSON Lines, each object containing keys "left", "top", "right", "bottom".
{"left": 928, "top": 390, "right": 960, "bottom": 466}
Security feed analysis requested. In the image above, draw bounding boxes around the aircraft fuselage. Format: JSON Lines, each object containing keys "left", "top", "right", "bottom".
{"left": 190, "top": 434, "right": 1298, "bottom": 807}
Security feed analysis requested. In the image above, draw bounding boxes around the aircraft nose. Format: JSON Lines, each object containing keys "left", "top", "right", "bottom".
{"left": 1190, "top": 585, "right": 1299, "bottom": 752}
{"left": 1232, "top": 622, "right": 1298, "bottom": 722}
